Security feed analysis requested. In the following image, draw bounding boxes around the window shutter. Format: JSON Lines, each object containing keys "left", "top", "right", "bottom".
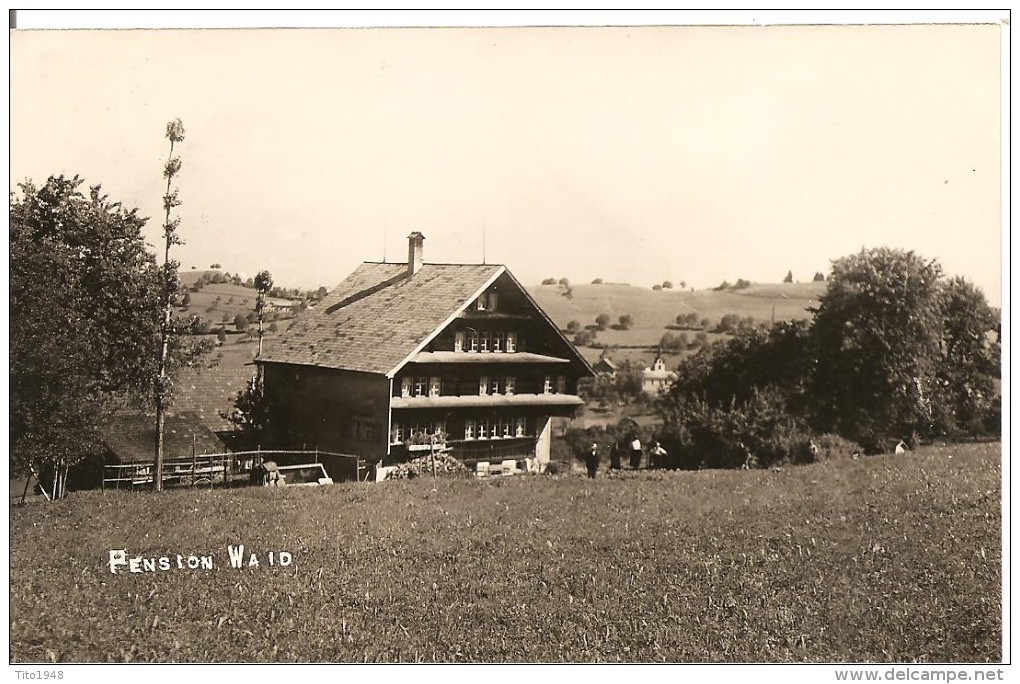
{"left": 479, "top": 375, "right": 488, "bottom": 395}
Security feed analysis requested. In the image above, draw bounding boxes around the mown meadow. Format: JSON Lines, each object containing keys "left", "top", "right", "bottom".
{"left": 9, "top": 442, "right": 1000, "bottom": 663}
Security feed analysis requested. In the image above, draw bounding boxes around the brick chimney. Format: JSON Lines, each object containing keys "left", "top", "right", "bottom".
{"left": 407, "top": 231, "right": 425, "bottom": 276}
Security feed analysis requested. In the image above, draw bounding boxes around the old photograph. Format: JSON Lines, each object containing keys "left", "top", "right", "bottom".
{"left": 8, "top": 11, "right": 1006, "bottom": 671}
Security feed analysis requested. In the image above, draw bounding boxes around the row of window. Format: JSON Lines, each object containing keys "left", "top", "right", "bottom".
{"left": 454, "top": 330, "right": 518, "bottom": 353}
{"left": 389, "top": 416, "right": 531, "bottom": 445}
{"left": 390, "top": 420, "right": 447, "bottom": 445}
{"left": 465, "top": 417, "right": 528, "bottom": 440}
{"left": 400, "top": 375, "right": 568, "bottom": 398}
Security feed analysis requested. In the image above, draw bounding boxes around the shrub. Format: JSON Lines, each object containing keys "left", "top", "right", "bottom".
{"left": 595, "top": 314, "right": 610, "bottom": 330}
{"left": 591, "top": 278, "right": 603, "bottom": 285}
{"left": 541, "top": 278, "right": 557, "bottom": 285}
{"left": 652, "top": 284, "right": 662, "bottom": 291}
{"left": 810, "top": 433, "right": 864, "bottom": 462}
{"left": 734, "top": 279, "right": 751, "bottom": 289}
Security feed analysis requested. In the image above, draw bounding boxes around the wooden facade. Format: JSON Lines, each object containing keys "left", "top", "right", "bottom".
{"left": 258, "top": 235, "right": 594, "bottom": 474}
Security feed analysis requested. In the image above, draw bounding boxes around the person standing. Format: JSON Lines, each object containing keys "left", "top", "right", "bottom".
{"left": 629, "top": 435, "right": 643, "bottom": 470}
{"left": 584, "top": 442, "right": 599, "bottom": 479}
{"left": 650, "top": 441, "right": 667, "bottom": 469}
{"left": 609, "top": 441, "right": 622, "bottom": 471}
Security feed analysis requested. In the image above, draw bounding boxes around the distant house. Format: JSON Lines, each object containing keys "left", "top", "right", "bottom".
{"left": 593, "top": 356, "right": 618, "bottom": 379}
{"left": 642, "top": 356, "right": 677, "bottom": 395}
{"left": 257, "top": 232, "right": 595, "bottom": 473}
{"left": 66, "top": 412, "right": 226, "bottom": 491}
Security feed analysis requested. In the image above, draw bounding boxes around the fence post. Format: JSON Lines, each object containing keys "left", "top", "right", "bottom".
{"left": 191, "top": 436, "right": 197, "bottom": 488}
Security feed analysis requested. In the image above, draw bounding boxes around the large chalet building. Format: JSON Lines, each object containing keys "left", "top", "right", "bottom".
{"left": 257, "top": 233, "right": 594, "bottom": 472}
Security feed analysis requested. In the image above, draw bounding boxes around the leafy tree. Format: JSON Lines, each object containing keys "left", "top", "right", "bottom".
{"left": 716, "top": 313, "right": 741, "bottom": 334}
{"left": 784, "top": 270, "right": 794, "bottom": 283}
{"left": 591, "top": 278, "right": 603, "bottom": 285}
{"left": 680, "top": 281, "right": 687, "bottom": 289}
{"left": 217, "top": 326, "right": 228, "bottom": 344}
{"left": 573, "top": 330, "right": 595, "bottom": 347}
{"left": 233, "top": 313, "right": 250, "bottom": 333}
{"left": 210, "top": 263, "right": 221, "bottom": 269}
{"left": 734, "top": 278, "right": 751, "bottom": 289}
{"left": 595, "top": 313, "right": 611, "bottom": 330}
{"left": 10, "top": 175, "right": 208, "bottom": 497}
{"left": 934, "top": 277, "right": 999, "bottom": 437}
{"left": 619, "top": 314, "right": 634, "bottom": 330}
{"left": 652, "top": 284, "right": 662, "bottom": 291}
{"left": 714, "top": 280, "right": 731, "bottom": 291}
{"left": 558, "top": 277, "right": 570, "bottom": 287}
{"left": 810, "top": 248, "right": 945, "bottom": 451}
{"left": 541, "top": 278, "right": 557, "bottom": 285}
{"left": 813, "top": 271, "right": 826, "bottom": 282}
{"left": 662, "top": 280, "right": 673, "bottom": 289}
{"left": 268, "top": 322, "right": 279, "bottom": 333}
{"left": 181, "top": 290, "right": 192, "bottom": 308}
{"left": 566, "top": 320, "right": 581, "bottom": 333}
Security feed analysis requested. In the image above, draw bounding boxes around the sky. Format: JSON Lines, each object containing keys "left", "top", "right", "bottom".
{"left": 9, "top": 12, "right": 1005, "bottom": 305}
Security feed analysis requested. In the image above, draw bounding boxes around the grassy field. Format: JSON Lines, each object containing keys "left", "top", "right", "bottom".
{"left": 10, "top": 442, "right": 1000, "bottom": 663}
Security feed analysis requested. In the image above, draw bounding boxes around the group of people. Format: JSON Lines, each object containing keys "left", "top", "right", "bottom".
{"left": 582, "top": 436, "right": 667, "bottom": 478}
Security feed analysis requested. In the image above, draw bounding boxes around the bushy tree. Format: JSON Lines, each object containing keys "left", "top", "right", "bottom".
{"left": 566, "top": 320, "right": 581, "bottom": 333}
{"left": 813, "top": 271, "right": 826, "bottom": 282}
{"left": 810, "top": 248, "right": 946, "bottom": 451}
{"left": 662, "top": 280, "right": 673, "bottom": 289}
{"left": 591, "top": 278, "right": 603, "bottom": 285}
{"left": 618, "top": 314, "right": 634, "bottom": 330}
{"left": 541, "top": 278, "right": 557, "bottom": 285}
{"left": 652, "top": 284, "right": 662, "bottom": 291}
{"left": 934, "top": 277, "right": 1000, "bottom": 437}
{"left": 784, "top": 270, "right": 794, "bottom": 283}
{"left": 10, "top": 175, "right": 208, "bottom": 496}
{"left": 595, "top": 313, "right": 611, "bottom": 330}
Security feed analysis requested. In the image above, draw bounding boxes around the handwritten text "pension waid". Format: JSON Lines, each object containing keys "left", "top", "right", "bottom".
{"left": 107, "top": 546, "right": 293, "bottom": 574}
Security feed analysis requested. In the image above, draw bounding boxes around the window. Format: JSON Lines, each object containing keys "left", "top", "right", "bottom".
{"left": 413, "top": 377, "right": 428, "bottom": 397}
{"left": 401, "top": 377, "right": 412, "bottom": 398}
{"left": 556, "top": 376, "right": 567, "bottom": 394}
{"left": 490, "top": 377, "right": 501, "bottom": 395}
{"left": 505, "top": 376, "right": 516, "bottom": 395}
{"left": 454, "top": 331, "right": 465, "bottom": 352}
{"left": 543, "top": 376, "right": 553, "bottom": 394}
{"left": 479, "top": 375, "right": 489, "bottom": 396}
{"left": 351, "top": 418, "right": 376, "bottom": 442}
{"left": 515, "top": 417, "right": 527, "bottom": 437}
{"left": 478, "top": 420, "right": 489, "bottom": 439}
{"left": 464, "top": 419, "right": 476, "bottom": 440}
{"left": 506, "top": 332, "right": 517, "bottom": 353}
{"left": 429, "top": 377, "right": 442, "bottom": 397}
{"left": 434, "top": 421, "right": 446, "bottom": 438}
{"left": 467, "top": 331, "right": 479, "bottom": 352}
{"left": 391, "top": 422, "right": 404, "bottom": 445}
{"left": 488, "top": 293, "right": 498, "bottom": 311}
{"left": 493, "top": 332, "right": 505, "bottom": 352}
{"left": 475, "top": 295, "right": 487, "bottom": 311}
{"left": 480, "top": 331, "right": 491, "bottom": 352}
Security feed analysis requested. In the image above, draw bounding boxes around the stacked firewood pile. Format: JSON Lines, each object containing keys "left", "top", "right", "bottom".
{"left": 386, "top": 452, "right": 469, "bottom": 479}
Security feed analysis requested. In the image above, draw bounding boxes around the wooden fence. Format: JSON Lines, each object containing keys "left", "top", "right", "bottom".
{"left": 102, "top": 449, "right": 370, "bottom": 491}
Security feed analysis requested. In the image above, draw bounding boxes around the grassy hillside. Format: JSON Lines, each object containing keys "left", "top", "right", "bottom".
{"left": 528, "top": 281, "right": 826, "bottom": 366}
{"left": 10, "top": 442, "right": 1000, "bottom": 663}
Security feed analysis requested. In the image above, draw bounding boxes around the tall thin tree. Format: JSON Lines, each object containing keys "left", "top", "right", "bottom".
{"left": 154, "top": 118, "right": 186, "bottom": 492}
{"left": 254, "top": 270, "right": 274, "bottom": 360}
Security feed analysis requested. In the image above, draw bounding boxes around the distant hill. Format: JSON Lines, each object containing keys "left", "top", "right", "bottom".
{"left": 527, "top": 281, "right": 827, "bottom": 366}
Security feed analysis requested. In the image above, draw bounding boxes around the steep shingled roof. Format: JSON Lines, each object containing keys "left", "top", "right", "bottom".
{"left": 258, "top": 262, "right": 504, "bottom": 375}
{"left": 102, "top": 412, "right": 226, "bottom": 464}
